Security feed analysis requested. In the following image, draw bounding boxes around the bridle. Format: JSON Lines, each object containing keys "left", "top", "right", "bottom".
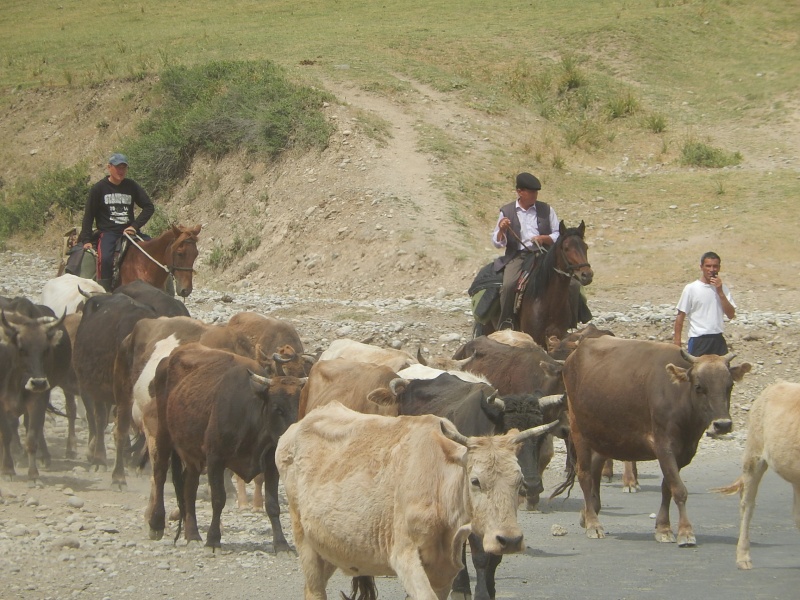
{"left": 553, "top": 232, "right": 591, "bottom": 279}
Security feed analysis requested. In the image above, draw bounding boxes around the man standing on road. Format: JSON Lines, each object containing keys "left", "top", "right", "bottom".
{"left": 491, "top": 172, "right": 560, "bottom": 330}
{"left": 673, "top": 251, "right": 736, "bottom": 356}
{"left": 78, "top": 153, "right": 154, "bottom": 292}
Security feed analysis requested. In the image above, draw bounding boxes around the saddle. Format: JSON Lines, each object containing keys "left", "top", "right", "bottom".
{"left": 468, "top": 251, "right": 544, "bottom": 324}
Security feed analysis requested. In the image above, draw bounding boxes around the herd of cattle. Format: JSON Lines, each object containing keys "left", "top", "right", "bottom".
{"left": 1, "top": 273, "right": 798, "bottom": 599}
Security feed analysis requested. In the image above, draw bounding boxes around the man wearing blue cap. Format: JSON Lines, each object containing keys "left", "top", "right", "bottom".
{"left": 78, "top": 153, "right": 154, "bottom": 291}
{"left": 491, "top": 172, "right": 560, "bottom": 330}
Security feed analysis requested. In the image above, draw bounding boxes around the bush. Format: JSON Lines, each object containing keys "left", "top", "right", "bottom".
{"left": 0, "top": 165, "right": 89, "bottom": 239}
{"left": 680, "top": 140, "right": 742, "bottom": 168}
{"left": 126, "top": 60, "right": 335, "bottom": 197}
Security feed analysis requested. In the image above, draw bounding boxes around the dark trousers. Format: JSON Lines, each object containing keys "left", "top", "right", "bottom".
{"left": 96, "top": 231, "right": 121, "bottom": 280}
{"left": 688, "top": 333, "right": 728, "bottom": 357}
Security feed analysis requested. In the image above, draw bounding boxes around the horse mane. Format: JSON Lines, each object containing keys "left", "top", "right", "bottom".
{"left": 525, "top": 225, "right": 584, "bottom": 301}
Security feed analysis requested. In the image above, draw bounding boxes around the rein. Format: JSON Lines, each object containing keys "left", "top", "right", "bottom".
{"left": 123, "top": 232, "right": 196, "bottom": 275}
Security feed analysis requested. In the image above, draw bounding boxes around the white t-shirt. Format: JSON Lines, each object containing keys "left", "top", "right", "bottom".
{"left": 676, "top": 279, "right": 735, "bottom": 338}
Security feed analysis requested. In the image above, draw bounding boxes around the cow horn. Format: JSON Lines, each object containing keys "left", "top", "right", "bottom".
{"left": 680, "top": 349, "right": 698, "bottom": 364}
{"left": 487, "top": 392, "right": 505, "bottom": 410}
{"left": 389, "top": 377, "right": 410, "bottom": 395}
{"left": 416, "top": 347, "right": 428, "bottom": 366}
{"left": 248, "top": 370, "right": 272, "bottom": 387}
{"left": 43, "top": 310, "right": 67, "bottom": 331}
{"left": 440, "top": 420, "right": 469, "bottom": 447}
{"left": 272, "top": 352, "right": 292, "bottom": 364}
{"left": 1, "top": 310, "right": 19, "bottom": 338}
{"left": 537, "top": 394, "right": 565, "bottom": 409}
{"left": 452, "top": 351, "right": 475, "bottom": 367}
{"left": 722, "top": 352, "right": 736, "bottom": 364}
{"left": 513, "top": 419, "right": 560, "bottom": 443}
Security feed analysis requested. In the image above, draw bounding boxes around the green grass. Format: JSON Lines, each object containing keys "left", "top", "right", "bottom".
{"left": 681, "top": 139, "right": 743, "bottom": 168}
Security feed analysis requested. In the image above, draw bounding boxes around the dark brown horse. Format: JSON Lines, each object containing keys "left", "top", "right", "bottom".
{"left": 118, "top": 224, "right": 201, "bottom": 297}
{"left": 481, "top": 220, "right": 593, "bottom": 348}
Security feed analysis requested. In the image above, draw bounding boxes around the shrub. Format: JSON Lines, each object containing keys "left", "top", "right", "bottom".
{"left": 680, "top": 140, "right": 742, "bottom": 168}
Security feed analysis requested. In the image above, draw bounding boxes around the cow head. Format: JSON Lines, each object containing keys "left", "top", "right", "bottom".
{"left": 248, "top": 371, "right": 307, "bottom": 441}
{"left": 271, "top": 345, "right": 316, "bottom": 377}
{"left": 1, "top": 310, "right": 65, "bottom": 393}
{"left": 666, "top": 351, "right": 752, "bottom": 436}
{"left": 440, "top": 419, "right": 558, "bottom": 555}
{"left": 364, "top": 377, "right": 408, "bottom": 416}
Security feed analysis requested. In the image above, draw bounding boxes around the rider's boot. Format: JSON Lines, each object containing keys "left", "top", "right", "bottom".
{"left": 497, "top": 287, "right": 516, "bottom": 331}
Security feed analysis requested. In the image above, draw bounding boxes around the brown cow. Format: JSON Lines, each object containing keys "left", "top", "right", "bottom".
{"left": 318, "top": 338, "right": 418, "bottom": 372}
{"left": 298, "top": 359, "right": 407, "bottom": 418}
{"left": 276, "top": 402, "right": 553, "bottom": 599}
{"left": 714, "top": 381, "right": 800, "bottom": 569}
{"left": 560, "top": 336, "right": 751, "bottom": 546}
{"left": 146, "top": 343, "right": 306, "bottom": 551}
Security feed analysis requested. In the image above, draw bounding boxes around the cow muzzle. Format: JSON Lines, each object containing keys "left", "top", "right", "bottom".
{"left": 485, "top": 531, "right": 525, "bottom": 555}
{"left": 707, "top": 418, "right": 733, "bottom": 437}
{"left": 25, "top": 377, "right": 50, "bottom": 393}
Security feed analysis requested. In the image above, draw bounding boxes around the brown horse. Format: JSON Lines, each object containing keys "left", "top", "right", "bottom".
{"left": 118, "top": 224, "right": 201, "bottom": 297}
{"left": 481, "top": 220, "right": 593, "bottom": 348}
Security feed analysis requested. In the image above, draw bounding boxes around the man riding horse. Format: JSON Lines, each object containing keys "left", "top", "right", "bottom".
{"left": 488, "top": 172, "right": 591, "bottom": 332}
{"left": 78, "top": 153, "right": 154, "bottom": 292}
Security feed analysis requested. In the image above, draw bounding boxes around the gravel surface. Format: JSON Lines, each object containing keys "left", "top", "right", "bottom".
{"left": 1, "top": 251, "right": 799, "bottom": 599}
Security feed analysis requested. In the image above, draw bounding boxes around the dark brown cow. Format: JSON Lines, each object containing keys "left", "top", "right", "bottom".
{"left": 0, "top": 305, "right": 66, "bottom": 483}
{"left": 453, "top": 335, "right": 567, "bottom": 511}
{"left": 146, "top": 343, "right": 305, "bottom": 551}
{"left": 298, "top": 359, "right": 407, "bottom": 418}
{"left": 72, "top": 287, "right": 187, "bottom": 488}
{"left": 560, "top": 336, "right": 751, "bottom": 546}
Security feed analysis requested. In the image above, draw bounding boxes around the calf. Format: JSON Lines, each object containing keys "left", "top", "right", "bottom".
{"left": 715, "top": 381, "right": 800, "bottom": 569}
{"left": 147, "top": 343, "right": 305, "bottom": 551}
{"left": 276, "top": 402, "right": 553, "bottom": 599}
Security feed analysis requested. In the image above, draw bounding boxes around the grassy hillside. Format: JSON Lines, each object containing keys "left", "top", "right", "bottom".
{"left": 1, "top": 0, "right": 798, "bottom": 299}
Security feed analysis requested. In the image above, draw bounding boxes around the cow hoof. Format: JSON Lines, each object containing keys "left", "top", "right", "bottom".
{"left": 65, "top": 450, "right": 77, "bottom": 460}
{"left": 585, "top": 526, "right": 605, "bottom": 539}
{"left": 622, "top": 485, "right": 638, "bottom": 493}
{"left": 449, "top": 592, "right": 470, "bottom": 600}
{"left": 655, "top": 531, "right": 676, "bottom": 543}
{"left": 204, "top": 544, "right": 219, "bottom": 555}
{"left": 677, "top": 534, "right": 696, "bottom": 548}
{"left": 148, "top": 528, "right": 164, "bottom": 541}
{"left": 112, "top": 481, "right": 127, "bottom": 492}
{"left": 737, "top": 560, "right": 752, "bottom": 570}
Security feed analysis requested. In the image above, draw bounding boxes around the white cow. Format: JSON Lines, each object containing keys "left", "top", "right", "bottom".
{"left": 716, "top": 381, "right": 800, "bottom": 569}
{"left": 318, "top": 338, "right": 418, "bottom": 371}
{"left": 40, "top": 274, "right": 105, "bottom": 315}
{"left": 276, "top": 402, "right": 554, "bottom": 600}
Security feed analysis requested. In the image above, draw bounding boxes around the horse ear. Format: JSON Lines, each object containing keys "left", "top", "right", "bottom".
{"left": 578, "top": 220, "right": 586, "bottom": 236}
{"left": 190, "top": 224, "right": 202, "bottom": 235}
{"left": 559, "top": 220, "right": 567, "bottom": 236}
{"left": 171, "top": 224, "right": 181, "bottom": 237}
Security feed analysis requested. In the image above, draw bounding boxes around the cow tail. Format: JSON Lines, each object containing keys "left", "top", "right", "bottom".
{"left": 711, "top": 476, "right": 744, "bottom": 495}
{"left": 549, "top": 440, "right": 577, "bottom": 500}
{"left": 341, "top": 576, "right": 377, "bottom": 600}
{"left": 171, "top": 450, "right": 185, "bottom": 543}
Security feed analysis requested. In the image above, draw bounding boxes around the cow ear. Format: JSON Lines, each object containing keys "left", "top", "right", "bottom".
{"left": 47, "top": 329, "right": 63, "bottom": 345}
{"left": 539, "top": 360, "right": 563, "bottom": 375}
{"left": 366, "top": 389, "right": 397, "bottom": 407}
{"left": 666, "top": 363, "right": 690, "bottom": 383}
{"left": 729, "top": 362, "right": 752, "bottom": 382}
{"left": 546, "top": 336, "right": 559, "bottom": 353}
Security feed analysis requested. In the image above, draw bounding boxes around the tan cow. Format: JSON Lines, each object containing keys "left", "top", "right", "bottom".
{"left": 276, "top": 402, "right": 553, "bottom": 600}
{"left": 715, "top": 381, "right": 800, "bottom": 569}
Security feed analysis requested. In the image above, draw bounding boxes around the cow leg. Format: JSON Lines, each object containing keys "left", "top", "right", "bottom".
{"left": 23, "top": 394, "right": 47, "bottom": 484}
{"left": 90, "top": 399, "right": 109, "bottom": 469}
{"left": 35, "top": 425, "right": 51, "bottom": 468}
{"left": 82, "top": 394, "right": 97, "bottom": 461}
{"left": 574, "top": 432, "right": 604, "bottom": 538}
{"left": 65, "top": 392, "right": 78, "bottom": 459}
{"left": 601, "top": 458, "right": 614, "bottom": 482}
{"left": 180, "top": 465, "right": 203, "bottom": 543}
{"left": 235, "top": 475, "right": 249, "bottom": 510}
{"left": 390, "top": 541, "right": 441, "bottom": 600}
{"left": 736, "top": 456, "right": 768, "bottom": 569}
{"left": 654, "top": 476, "right": 677, "bottom": 543}
{"left": 622, "top": 461, "right": 640, "bottom": 493}
{"left": 450, "top": 543, "right": 471, "bottom": 598}
{"left": 292, "top": 510, "right": 335, "bottom": 600}
{"left": 205, "top": 457, "right": 227, "bottom": 550}
{"left": 146, "top": 430, "right": 171, "bottom": 540}
{"left": 252, "top": 473, "right": 264, "bottom": 511}
{"left": 0, "top": 413, "right": 17, "bottom": 480}
{"left": 466, "top": 532, "right": 502, "bottom": 600}
{"left": 484, "top": 553, "right": 502, "bottom": 600}
{"left": 111, "top": 398, "right": 132, "bottom": 490}
{"left": 263, "top": 448, "right": 290, "bottom": 553}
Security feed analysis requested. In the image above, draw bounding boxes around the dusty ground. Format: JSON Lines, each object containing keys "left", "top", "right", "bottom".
{"left": 1, "top": 72, "right": 799, "bottom": 598}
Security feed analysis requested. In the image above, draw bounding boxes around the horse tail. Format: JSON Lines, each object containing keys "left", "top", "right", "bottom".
{"left": 341, "top": 576, "right": 377, "bottom": 600}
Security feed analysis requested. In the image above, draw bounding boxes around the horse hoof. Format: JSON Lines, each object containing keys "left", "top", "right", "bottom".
{"left": 148, "top": 528, "right": 164, "bottom": 541}
{"left": 655, "top": 531, "right": 676, "bottom": 543}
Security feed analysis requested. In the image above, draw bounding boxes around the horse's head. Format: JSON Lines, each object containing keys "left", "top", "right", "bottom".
{"left": 167, "top": 224, "right": 202, "bottom": 297}
{"left": 557, "top": 220, "right": 593, "bottom": 286}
